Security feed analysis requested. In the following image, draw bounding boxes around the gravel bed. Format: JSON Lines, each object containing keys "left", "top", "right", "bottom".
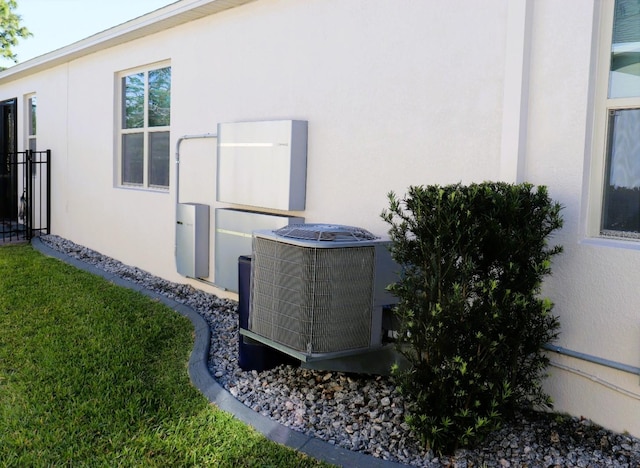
{"left": 38, "top": 234, "right": 640, "bottom": 467}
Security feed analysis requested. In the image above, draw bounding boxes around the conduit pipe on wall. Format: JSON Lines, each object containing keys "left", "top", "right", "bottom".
{"left": 175, "top": 133, "right": 218, "bottom": 206}
{"left": 174, "top": 133, "right": 218, "bottom": 287}
{"left": 548, "top": 360, "right": 640, "bottom": 401}
{"left": 543, "top": 343, "right": 640, "bottom": 376}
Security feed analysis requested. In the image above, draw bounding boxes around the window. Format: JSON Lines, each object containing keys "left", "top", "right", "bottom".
{"left": 594, "top": 0, "right": 640, "bottom": 239}
{"left": 27, "top": 95, "right": 36, "bottom": 152}
{"left": 609, "top": 1, "right": 640, "bottom": 99}
{"left": 119, "top": 64, "right": 171, "bottom": 188}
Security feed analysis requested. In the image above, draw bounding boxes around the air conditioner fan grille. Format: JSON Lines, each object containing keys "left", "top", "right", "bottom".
{"left": 249, "top": 237, "right": 375, "bottom": 354}
{"left": 274, "top": 223, "right": 378, "bottom": 242}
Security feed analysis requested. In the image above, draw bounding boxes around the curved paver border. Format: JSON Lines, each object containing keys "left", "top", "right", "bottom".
{"left": 31, "top": 237, "right": 405, "bottom": 468}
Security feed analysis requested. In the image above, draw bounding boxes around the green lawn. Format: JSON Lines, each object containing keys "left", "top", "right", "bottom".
{"left": 0, "top": 244, "right": 329, "bottom": 467}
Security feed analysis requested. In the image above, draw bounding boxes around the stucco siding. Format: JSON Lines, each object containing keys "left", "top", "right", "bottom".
{"left": 525, "top": 0, "right": 640, "bottom": 436}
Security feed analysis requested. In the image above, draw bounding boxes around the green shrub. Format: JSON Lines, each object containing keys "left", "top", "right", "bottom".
{"left": 381, "top": 182, "right": 563, "bottom": 454}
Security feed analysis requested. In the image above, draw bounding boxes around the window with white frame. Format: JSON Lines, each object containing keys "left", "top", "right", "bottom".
{"left": 119, "top": 63, "right": 171, "bottom": 188}
{"left": 27, "top": 94, "right": 36, "bottom": 152}
{"left": 595, "top": 0, "right": 640, "bottom": 238}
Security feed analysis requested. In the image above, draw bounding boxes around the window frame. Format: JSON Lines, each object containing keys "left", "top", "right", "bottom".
{"left": 23, "top": 93, "right": 37, "bottom": 178}
{"left": 587, "top": 0, "right": 640, "bottom": 241}
{"left": 116, "top": 61, "right": 171, "bottom": 190}
{"left": 26, "top": 94, "right": 36, "bottom": 152}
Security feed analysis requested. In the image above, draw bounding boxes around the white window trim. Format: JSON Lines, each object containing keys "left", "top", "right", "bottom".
{"left": 115, "top": 60, "right": 171, "bottom": 191}
{"left": 586, "top": 0, "right": 640, "bottom": 241}
{"left": 24, "top": 93, "right": 36, "bottom": 151}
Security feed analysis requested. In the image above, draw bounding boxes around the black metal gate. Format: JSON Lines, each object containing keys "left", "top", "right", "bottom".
{"left": 0, "top": 149, "right": 51, "bottom": 242}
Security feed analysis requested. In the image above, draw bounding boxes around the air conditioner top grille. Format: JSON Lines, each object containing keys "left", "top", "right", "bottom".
{"left": 274, "top": 224, "right": 378, "bottom": 242}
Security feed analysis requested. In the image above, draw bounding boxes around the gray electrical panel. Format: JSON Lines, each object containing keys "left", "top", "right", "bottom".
{"left": 176, "top": 203, "right": 210, "bottom": 278}
{"left": 214, "top": 208, "right": 303, "bottom": 292}
{"left": 216, "top": 120, "right": 308, "bottom": 211}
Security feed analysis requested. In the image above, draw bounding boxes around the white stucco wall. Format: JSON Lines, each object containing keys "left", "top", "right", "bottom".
{"left": 524, "top": 0, "right": 640, "bottom": 436}
{"left": 5, "top": 0, "right": 509, "bottom": 290}
{"left": 0, "top": 0, "right": 638, "bottom": 438}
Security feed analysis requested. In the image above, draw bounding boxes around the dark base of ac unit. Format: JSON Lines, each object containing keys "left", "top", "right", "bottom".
{"left": 299, "top": 345, "right": 409, "bottom": 376}
{"left": 239, "top": 328, "right": 409, "bottom": 376}
{"left": 238, "top": 333, "right": 300, "bottom": 372}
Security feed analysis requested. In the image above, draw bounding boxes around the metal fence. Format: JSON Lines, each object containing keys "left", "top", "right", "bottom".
{"left": 0, "top": 150, "right": 50, "bottom": 243}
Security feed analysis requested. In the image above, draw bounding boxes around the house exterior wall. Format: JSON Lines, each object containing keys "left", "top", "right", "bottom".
{"left": 0, "top": 0, "right": 638, "bottom": 438}
{"left": 524, "top": 0, "right": 640, "bottom": 438}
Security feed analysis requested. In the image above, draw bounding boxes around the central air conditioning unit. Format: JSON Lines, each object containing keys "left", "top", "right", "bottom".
{"left": 246, "top": 224, "right": 398, "bottom": 361}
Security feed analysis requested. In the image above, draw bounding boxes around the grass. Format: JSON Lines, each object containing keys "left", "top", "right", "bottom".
{"left": 0, "top": 244, "right": 330, "bottom": 467}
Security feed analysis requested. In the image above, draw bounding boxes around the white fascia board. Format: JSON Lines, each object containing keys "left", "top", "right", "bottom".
{"left": 0, "top": 0, "right": 256, "bottom": 83}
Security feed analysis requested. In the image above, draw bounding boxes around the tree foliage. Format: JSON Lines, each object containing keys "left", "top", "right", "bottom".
{"left": 381, "top": 182, "right": 563, "bottom": 454}
{"left": 0, "top": 0, "right": 31, "bottom": 65}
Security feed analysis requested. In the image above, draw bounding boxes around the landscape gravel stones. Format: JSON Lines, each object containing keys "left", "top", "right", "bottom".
{"left": 39, "top": 234, "right": 640, "bottom": 467}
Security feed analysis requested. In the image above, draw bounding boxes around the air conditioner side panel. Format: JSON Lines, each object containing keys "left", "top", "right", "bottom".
{"left": 250, "top": 238, "right": 375, "bottom": 354}
{"left": 370, "top": 243, "right": 400, "bottom": 346}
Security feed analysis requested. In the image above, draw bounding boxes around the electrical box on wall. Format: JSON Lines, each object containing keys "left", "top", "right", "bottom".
{"left": 176, "top": 203, "right": 210, "bottom": 278}
{"left": 216, "top": 120, "right": 308, "bottom": 211}
{"left": 214, "top": 208, "right": 304, "bottom": 292}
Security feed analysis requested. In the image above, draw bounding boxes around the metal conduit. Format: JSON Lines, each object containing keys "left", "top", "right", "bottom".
{"left": 174, "top": 133, "right": 218, "bottom": 285}
{"left": 175, "top": 133, "right": 218, "bottom": 206}
{"left": 543, "top": 343, "right": 640, "bottom": 376}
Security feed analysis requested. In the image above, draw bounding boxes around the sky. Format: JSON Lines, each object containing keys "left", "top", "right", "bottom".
{"left": 4, "top": 0, "right": 177, "bottom": 68}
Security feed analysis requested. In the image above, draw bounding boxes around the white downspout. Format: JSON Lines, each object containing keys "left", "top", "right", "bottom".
{"left": 499, "top": 0, "right": 533, "bottom": 183}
